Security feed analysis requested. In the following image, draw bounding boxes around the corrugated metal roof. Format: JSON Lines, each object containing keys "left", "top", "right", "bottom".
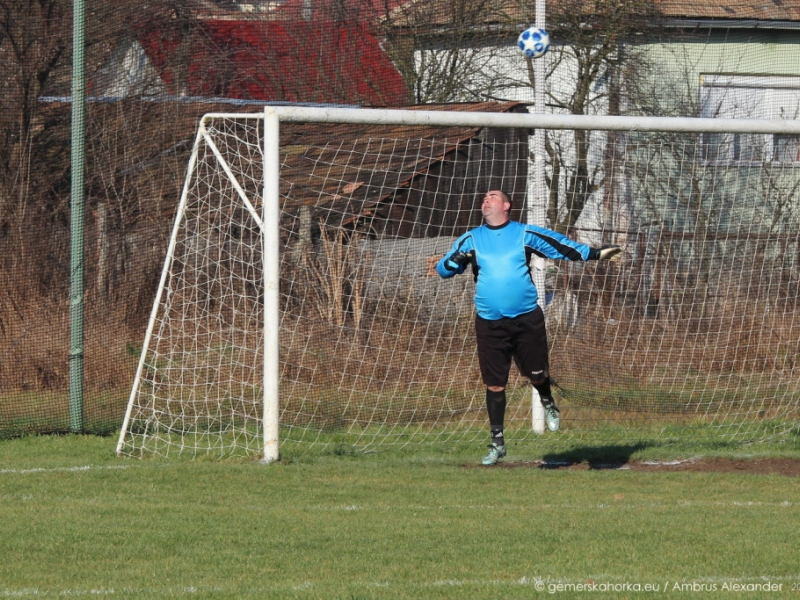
{"left": 137, "top": 19, "right": 407, "bottom": 105}
{"left": 658, "top": 0, "right": 800, "bottom": 21}
{"left": 277, "top": 101, "right": 527, "bottom": 221}
{"left": 196, "top": 0, "right": 408, "bottom": 21}
{"left": 385, "top": 0, "right": 800, "bottom": 28}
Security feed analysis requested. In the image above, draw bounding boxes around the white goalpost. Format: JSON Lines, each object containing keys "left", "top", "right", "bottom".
{"left": 117, "top": 105, "right": 800, "bottom": 461}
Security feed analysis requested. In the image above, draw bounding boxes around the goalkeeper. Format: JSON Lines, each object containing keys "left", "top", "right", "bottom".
{"left": 436, "top": 190, "right": 622, "bottom": 465}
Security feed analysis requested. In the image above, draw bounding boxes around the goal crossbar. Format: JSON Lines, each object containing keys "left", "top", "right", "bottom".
{"left": 261, "top": 105, "right": 800, "bottom": 133}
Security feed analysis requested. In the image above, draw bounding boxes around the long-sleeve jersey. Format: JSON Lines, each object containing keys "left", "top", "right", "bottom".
{"left": 436, "top": 221, "right": 598, "bottom": 320}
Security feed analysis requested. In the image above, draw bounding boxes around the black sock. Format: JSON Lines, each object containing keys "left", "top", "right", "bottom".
{"left": 486, "top": 389, "right": 506, "bottom": 446}
{"left": 533, "top": 378, "right": 554, "bottom": 406}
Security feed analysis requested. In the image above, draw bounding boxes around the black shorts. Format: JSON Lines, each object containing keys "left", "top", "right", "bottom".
{"left": 475, "top": 307, "right": 549, "bottom": 388}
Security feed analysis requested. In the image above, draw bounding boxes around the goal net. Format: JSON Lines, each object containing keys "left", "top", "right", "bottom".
{"left": 117, "top": 105, "right": 800, "bottom": 459}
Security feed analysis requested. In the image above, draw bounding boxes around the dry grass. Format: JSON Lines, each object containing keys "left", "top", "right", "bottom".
{"left": 2, "top": 224, "right": 799, "bottom": 444}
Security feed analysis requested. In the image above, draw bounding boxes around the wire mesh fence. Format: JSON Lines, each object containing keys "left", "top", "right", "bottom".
{"left": 2, "top": 0, "right": 799, "bottom": 449}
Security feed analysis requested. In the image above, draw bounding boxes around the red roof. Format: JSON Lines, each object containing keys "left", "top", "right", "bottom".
{"left": 139, "top": 17, "right": 408, "bottom": 106}
{"left": 259, "top": 0, "right": 408, "bottom": 21}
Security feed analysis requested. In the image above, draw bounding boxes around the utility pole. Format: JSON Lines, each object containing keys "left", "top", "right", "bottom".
{"left": 69, "top": 0, "right": 87, "bottom": 433}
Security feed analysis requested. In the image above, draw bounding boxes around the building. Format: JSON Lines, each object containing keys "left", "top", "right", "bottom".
{"left": 94, "top": 0, "right": 409, "bottom": 106}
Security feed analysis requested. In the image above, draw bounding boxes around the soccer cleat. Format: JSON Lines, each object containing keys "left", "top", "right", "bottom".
{"left": 481, "top": 443, "right": 507, "bottom": 466}
{"left": 543, "top": 402, "right": 560, "bottom": 432}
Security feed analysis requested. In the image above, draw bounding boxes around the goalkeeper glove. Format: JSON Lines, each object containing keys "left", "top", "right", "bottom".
{"left": 597, "top": 245, "right": 623, "bottom": 262}
{"left": 444, "top": 250, "right": 473, "bottom": 271}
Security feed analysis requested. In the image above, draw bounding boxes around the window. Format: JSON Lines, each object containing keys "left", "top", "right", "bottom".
{"left": 774, "top": 133, "right": 800, "bottom": 163}
{"left": 700, "top": 75, "right": 800, "bottom": 165}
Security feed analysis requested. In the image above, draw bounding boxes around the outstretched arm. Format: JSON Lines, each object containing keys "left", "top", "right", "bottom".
{"left": 525, "top": 225, "right": 623, "bottom": 262}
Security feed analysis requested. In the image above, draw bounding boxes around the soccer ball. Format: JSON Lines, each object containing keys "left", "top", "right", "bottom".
{"left": 517, "top": 27, "right": 550, "bottom": 59}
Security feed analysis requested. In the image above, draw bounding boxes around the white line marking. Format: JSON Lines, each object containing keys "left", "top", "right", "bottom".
{"left": 297, "top": 500, "right": 800, "bottom": 511}
{"left": 0, "top": 465, "right": 131, "bottom": 476}
{"left": 640, "top": 458, "right": 698, "bottom": 466}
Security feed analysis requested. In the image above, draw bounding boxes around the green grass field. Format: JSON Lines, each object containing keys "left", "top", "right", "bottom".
{"left": 2, "top": 434, "right": 800, "bottom": 599}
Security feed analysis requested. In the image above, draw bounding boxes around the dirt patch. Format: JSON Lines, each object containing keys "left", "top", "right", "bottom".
{"left": 468, "top": 458, "right": 800, "bottom": 476}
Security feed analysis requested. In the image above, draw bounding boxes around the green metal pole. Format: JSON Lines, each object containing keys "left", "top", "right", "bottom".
{"left": 69, "top": 0, "right": 86, "bottom": 433}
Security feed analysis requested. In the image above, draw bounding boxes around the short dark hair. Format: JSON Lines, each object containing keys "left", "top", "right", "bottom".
{"left": 487, "top": 190, "right": 511, "bottom": 204}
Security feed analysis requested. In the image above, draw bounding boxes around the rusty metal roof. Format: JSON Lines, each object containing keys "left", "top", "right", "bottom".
{"left": 277, "top": 101, "right": 527, "bottom": 222}
{"left": 385, "top": 0, "right": 800, "bottom": 28}
{"left": 656, "top": 0, "right": 800, "bottom": 21}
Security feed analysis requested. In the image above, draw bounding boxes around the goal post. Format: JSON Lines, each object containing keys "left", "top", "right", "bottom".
{"left": 117, "top": 105, "right": 800, "bottom": 460}
{"left": 262, "top": 108, "right": 281, "bottom": 463}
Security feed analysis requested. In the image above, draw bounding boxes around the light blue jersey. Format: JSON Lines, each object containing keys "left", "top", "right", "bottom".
{"left": 436, "top": 221, "right": 597, "bottom": 320}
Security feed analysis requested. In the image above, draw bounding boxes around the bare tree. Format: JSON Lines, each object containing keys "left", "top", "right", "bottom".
{"left": 0, "top": 0, "right": 70, "bottom": 230}
{"left": 378, "top": 0, "right": 510, "bottom": 104}
{"left": 515, "top": 0, "right": 660, "bottom": 234}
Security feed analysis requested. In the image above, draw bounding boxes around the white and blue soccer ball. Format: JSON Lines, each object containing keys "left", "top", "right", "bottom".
{"left": 517, "top": 27, "right": 550, "bottom": 59}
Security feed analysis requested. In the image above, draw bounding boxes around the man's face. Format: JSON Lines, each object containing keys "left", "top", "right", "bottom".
{"left": 481, "top": 191, "right": 509, "bottom": 223}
